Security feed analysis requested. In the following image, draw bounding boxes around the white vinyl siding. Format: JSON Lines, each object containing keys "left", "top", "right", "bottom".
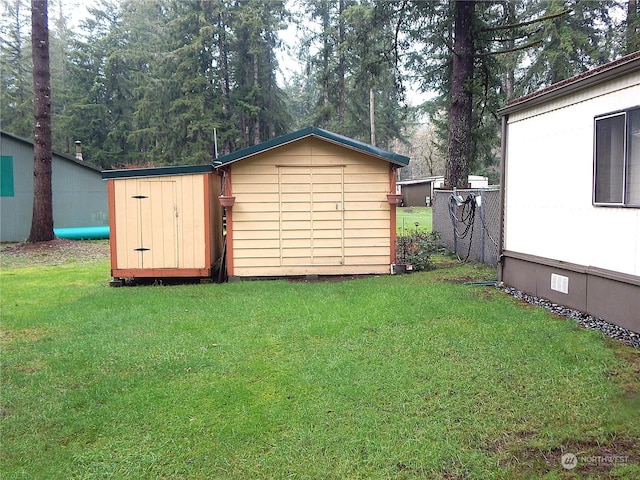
{"left": 504, "top": 73, "right": 640, "bottom": 277}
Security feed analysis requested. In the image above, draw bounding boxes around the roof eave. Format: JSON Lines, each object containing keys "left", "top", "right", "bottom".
{"left": 1, "top": 130, "right": 104, "bottom": 173}
{"left": 213, "top": 126, "right": 409, "bottom": 168}
{"left": 102, "top": 164, "right": 213, "bottom": 180}
{"left": 499, "top": 53, "right": 640, "bottom": 116}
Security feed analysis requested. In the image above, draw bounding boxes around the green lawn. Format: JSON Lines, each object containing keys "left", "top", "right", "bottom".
{"left": 397, "top": 207, "right": 432, "bottom": 235}
{"left": 1, "top": 250, "right": 639, "bottom": 479}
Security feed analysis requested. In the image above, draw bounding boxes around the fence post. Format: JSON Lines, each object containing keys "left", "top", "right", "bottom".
{"left": 479, "top": 191, "right": 485, "bottom": 264}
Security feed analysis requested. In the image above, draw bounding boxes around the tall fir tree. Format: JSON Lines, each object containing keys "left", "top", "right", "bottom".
{"left": 0, "top": 0, "right": 33, "bottom": 138}
{"left": 28, "top": 0, "right": 54, "bottom": 242}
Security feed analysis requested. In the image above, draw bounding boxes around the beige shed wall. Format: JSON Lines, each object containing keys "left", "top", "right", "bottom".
{"left": 113, "top": 173, "right": 214, "bottom": 271}
{"left": 230, "top": 138, "right": 392, "bottom": 276}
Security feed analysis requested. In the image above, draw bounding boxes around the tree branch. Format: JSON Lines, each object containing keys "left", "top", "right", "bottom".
{"left": 478, "top": 38, "right": 543, "bottom": 57}
{"left": 482, "top": 9, "right": 571, "bottom": 33}
{"left": 489, "top": 25, "right": 543, "bottom": 43}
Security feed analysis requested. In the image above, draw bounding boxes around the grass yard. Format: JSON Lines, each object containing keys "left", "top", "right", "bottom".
{"left": 1, "top": 242, "right": 639, "bottom": 479}
{"left": 397, "top": 207, "right": 432, "bottom": 235}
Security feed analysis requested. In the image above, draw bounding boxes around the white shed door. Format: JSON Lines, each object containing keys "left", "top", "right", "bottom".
{"left": 279, "top": 166, "right": 345, "bottom": 266}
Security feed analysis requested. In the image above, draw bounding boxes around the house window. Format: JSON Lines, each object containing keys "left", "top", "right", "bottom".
{"left": 0, "top": 156, "right": 14, "bottom": 197}
{"left": 594, "top": 107, "right": 640, "bottom": 206}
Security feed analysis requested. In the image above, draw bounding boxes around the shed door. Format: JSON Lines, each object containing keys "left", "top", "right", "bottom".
{"left": 134, "top": 180, "right": 178, "bottom": 269}
{"left": 279, "top": 166, "right": 345, "bottom": 266}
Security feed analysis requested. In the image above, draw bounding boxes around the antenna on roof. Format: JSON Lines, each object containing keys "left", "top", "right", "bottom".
{"left": 213, "top": 128, "right": 219, "bottom": 160}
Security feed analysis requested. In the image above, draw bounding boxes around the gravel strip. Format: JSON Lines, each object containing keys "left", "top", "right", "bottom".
{"left": 497, "top": 283, "right": 640, "bottom": 348}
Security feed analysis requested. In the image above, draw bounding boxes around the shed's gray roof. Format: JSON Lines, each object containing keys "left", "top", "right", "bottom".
{"left": 499, "top": 51, "right": 640, "bottom": 116}
{"left": 213, "top": 126, "right": 409, "bottom": 167}
{"left": 1, "top": 130, "right": 103, "bottom": 174}
{"left": 102, "top": 164, "right": 213, "bottom": 180}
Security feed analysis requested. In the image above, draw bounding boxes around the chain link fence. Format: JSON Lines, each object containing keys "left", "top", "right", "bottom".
{"left": 432, "top": 188, "right": 500, "bottom": 266}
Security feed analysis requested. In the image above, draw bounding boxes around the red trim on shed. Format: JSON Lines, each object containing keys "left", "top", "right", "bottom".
{"left": 111, "top": 267, "right": 214, "bottom": 278}
{"left": 203, "top": 174, "right": 212, "bottom": 270}
{"left": 107, "top": 179, "right": 118, "bottom": 275}
{"left": 389, "top": 166, "right": 397, "bottom": 265}
{"left": 222, "top": 168, "right": 234, "bottom": 276}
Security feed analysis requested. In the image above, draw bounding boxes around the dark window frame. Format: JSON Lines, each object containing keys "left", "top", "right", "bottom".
{"left": 593, "top": 106, "right": 640, "bottom": 207}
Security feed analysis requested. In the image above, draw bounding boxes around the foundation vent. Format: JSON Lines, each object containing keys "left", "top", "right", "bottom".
{"left": 550, "top": 273, "right": 569, "bottom": 294}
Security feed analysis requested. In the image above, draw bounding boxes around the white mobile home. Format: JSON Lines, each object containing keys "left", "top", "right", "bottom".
{"left": 499, "top": 51, "right": 640, "bottom": 333}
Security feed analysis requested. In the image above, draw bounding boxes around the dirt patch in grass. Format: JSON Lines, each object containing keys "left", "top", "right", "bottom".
{"left": 495, "top": 436, "right": 638, "bottom": 475}
{"left": 611, "top": 345, "right": 640, "bottom": 395}
{"left": 288, "top": 274, "right": 373, "bottom": 283}
{"left": 445, "top": 275, "right": 478, "bottom": 284}
{"left": 0, "top": 327, "right": 50, "bottom": 345}
{"left": 0, "top": 239, "right": 109, "bottom": 266}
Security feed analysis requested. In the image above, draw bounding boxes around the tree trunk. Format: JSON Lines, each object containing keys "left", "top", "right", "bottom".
{"left": 445, "top": 0, "right": 474, "bottom": 189}
{"left": 627, "top": 0, "right": 639, "bottom": 54}
{"left": 369, "top": 88, "right": 376, "bottom": 146}
{"left": 218, "top": 10, "right": 233, "bottom": 155}
{"left": 504, "top": 0, "right": 516, "bottom": 99}
{"left": 28, "top": 0, "right": 54, "bottom": 243}
{"left": 321, "top": 2, "right": 331, "bottom": 129}
{"left": 337, "top": 0, "right": 345, "bottom": 133}
{"left": 253, "top": 53, "right": 260, "bottom": 145}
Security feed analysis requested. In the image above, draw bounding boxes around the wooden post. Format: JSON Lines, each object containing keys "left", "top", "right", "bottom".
{"left": 389, "top": 166, "right": 397, "bottom": 265}
{"left": 223, "top": 169, "right": 234, "bottom": 277}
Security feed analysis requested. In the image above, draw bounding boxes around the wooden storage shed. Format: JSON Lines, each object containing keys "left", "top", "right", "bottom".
{"left": 214, "top": 127, "right": 409, "bottom": 278}
{"left": 102, "top": 165, "right": 223, "bottom": 282}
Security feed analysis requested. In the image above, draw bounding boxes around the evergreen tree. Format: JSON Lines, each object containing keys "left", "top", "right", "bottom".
{"left": 49, "top": 0, "right": 79, "bottom": 154}
{"left": 625, "top": 0, "right": 640, "bottom": 54}
{"left": 342, "top": 1, "right": 407, "bottom": 147}
{"left": 61, "top": 0, "right": 126, "bottom": 167}
{"left": 231, "top": 0, "right": 290, "bottom": 147}
{"left": 134, "top": 0, "right": 221, "bottom": 165}
{"left": 400, "top": 0, "right": 617, "bottom": 187}
{"left": 297, "top": 0, "right": 407, "bottom": 146}
{"left": 28, "top": 0, "right": 54, "bottom": 242}
{"left": 0, "top": 0, "right": 33, "bottom": 138}
{"left": 519, "top": 0, "right": 616, "bottom": 95}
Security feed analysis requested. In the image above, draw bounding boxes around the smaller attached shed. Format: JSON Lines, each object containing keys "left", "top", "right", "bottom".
{"left": 214, "top": 127, "right": 409, "bottom": 278}
{"left": 102, "top": 165, "right": 223, "bottom": 281}
{"left": 1, "top": 131, "right": 108, "bottom": 242}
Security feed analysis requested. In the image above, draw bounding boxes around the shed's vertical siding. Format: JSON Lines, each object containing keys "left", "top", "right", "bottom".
{"left": 111, "top": 172, "right": 219, "bottom": 275}
{"left": 231, "top": 137, "right": 391, "bottom": 276}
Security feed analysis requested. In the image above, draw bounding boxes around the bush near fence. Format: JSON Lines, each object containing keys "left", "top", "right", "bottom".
{"left": 432, "top": 188, "right": 500, "bottom": 266}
